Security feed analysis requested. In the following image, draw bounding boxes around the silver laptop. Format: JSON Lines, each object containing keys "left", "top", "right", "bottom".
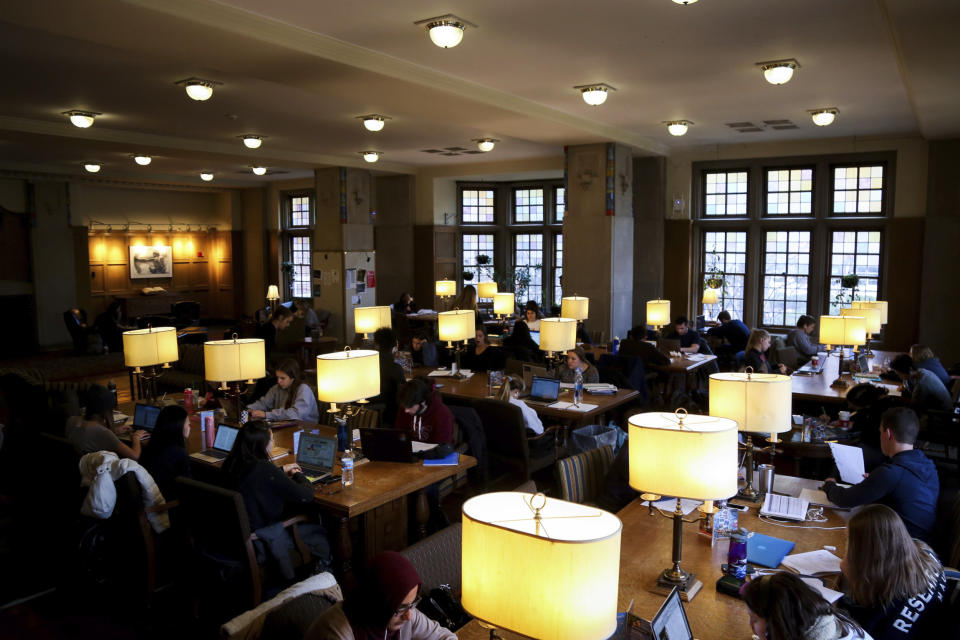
{"left": 297, "top": 432, "right": 338, "bottom": 483}
{"left": 190, "top": 424, "right": 239, "bottom": 462}
{"left": 524, "top": 376, "right": 561, "bottom": 406}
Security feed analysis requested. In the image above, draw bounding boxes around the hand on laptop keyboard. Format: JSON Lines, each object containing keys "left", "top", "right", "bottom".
{"left": 283, "top": 463, "right": 302, "bottom": 477}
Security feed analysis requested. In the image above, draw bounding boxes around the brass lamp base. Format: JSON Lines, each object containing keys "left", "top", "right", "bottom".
{"left": 653, "top": 570, "right": 702, "bottom": 602}
{"left": 737, "top": 484, "right": 761, "bottom": 502}
{"left": 830, "top": 377, "right": 851, "bottom": 390}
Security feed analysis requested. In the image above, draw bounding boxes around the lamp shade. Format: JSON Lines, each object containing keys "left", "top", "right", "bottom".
{"left": 354, "top": 306, "right": 392, "bottom": 336}
{"left": 477, "top": 281, "right": 498, "bottom": 299}
{"left": 438, "top": 310, "right": 475, "bottom": 343}
{"left": 493, "top": 292, "right": 515, "bottom": 316}
{"left": 560, "top": 296, "right": 589, "bottom": 321}
{"left": 702, "top": 288, "right": 719, "bottom": 305}
{"left": 852, "top": 300, "right": 888, "bottom": 325}
{"left": 266, "top": 285, "right": 280, "bottom": 301}
{"left": 646, "top": 299, "right": 671, "bottom": 327}
{"left": 316, "top": 349, "right": 379, "bottom": 404}
{"left": 462, "top": 492, "right": 621, "bottom": 640}
{"left": 204, "top": 338, "right": 266, "bottom": 383}
{"left": 436, "top": 280, "right": 456, "bottom": 297}
{"left": 842, "top": 306, "right": 882, "bottom": 336}
{"left": 123, "top": 327, "right": 179, "bottom": 368}
{"left": 540, "top": 317, "right": 577, "bottom": 353}
{"left": 628, "top": 411, "right": 738, "bottom": 500}
{"left": 819, "top": 315, "right": 866, "bottom": 347}
{"left": 709, "top": 372, "right": 792, "bottom": 434}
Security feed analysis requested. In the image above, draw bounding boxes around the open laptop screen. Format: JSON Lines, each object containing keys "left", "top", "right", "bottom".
{"left": 213, "top": 425, "right": 239, "bottom": 452}
{"left": 529, "top": 331, "right": 540, "bottom": 346}
{"left": 133, "top": 403, "right": 161, "bottom": 430}
{"left": 298, "top": 433, "right": 337, "bottom": 470}
{"left": 651, "top": 587, "right": 693, "bottom": 640}
{"left": 530, "top": 376, "right": 560, "bottom": 401}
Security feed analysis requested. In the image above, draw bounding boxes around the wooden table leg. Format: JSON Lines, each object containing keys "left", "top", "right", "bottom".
{"left": 415, "top": 489, "right": 430, "bottom": 540}
{"left": 337, "top": 516, "right": 355, "bottom": 590}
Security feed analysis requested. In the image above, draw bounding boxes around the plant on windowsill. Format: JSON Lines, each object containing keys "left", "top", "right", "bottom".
{"left": 463, "top": 271, "right": 475, "bottom": 281}
{"left": 281, "top": 261, "right": 295, "bottom": 293}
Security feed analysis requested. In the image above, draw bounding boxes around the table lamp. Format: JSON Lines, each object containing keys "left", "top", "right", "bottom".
{"left": 462, "top": 491, "right": 621, "bottom": 640}
{"left": 266, "top": 284, "right": 280, "bottom": 312}
{"left": 493, "top": 292, "right": 515, "bottom": 334}
{"left": 123, "top": 326, "right": 179, "bottom": 402}
{"left": 204, "top": 334, "right": 266, "bottom": 420}
{"left": 316, "top": 347, "right": 380, "bottom": 414}
{"left": 438, "top": 309, "right": 475, "bottom": 378}
{"left": 560, "top": 296, "right": 589, "bottom": 321}
{"left": 819, "top": 315, "right": 866, "bottom": 388}
{"left": 709, "top": 371, "right": 792, "bottom": 501}
{"left": 628, "top": 408, "right": 738, "bottom": 600}
{"left": 646, "top": 299, "right": 671, "bottom": 335}
{"left": 477, "top": 281, "right": 497, "bottom": 300}
{"left": 540, "top": 317, "right": 577, "bottom": 374}
{"left": 354, "top": 305, "right": 392, "bottom": 339}
{"left": 849, "top": 301, "right": 887, "bottom": 357}
{"left": 702, "top": 288, "right": 719, "bottom": 321}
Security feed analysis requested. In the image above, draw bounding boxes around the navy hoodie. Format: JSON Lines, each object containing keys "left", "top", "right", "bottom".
{"left": 823, "top": 449, "right": 939, "bottom": 542}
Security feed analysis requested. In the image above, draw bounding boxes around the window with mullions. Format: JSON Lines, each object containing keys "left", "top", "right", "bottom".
{"left": 765, "top": 168, "right": 813, "bottom": 215}
{"left": 514, "top": 233, "right": 544, "bottom": 306}
{"left": 832, "top": 165, "right": 884, "bottom": 215}
{"left": 703, "top": 231, "right": 747, "bottom": 320}
{"left": 289, "top": 236, "right": 311, "bottom": 299}
{"left": 461, "top": 189, "right": 495, "bottom": 223}
{"left": 290, "top": 195, "right": 311, "bottom": 227}
{"left": 555, "top": 187, "right": 566, "bottom": 223}
{"left": 514, "top": 188, "right": 544, "bottom": 223}
{"left": 553, "top": 232, "right": 563, "bottom": 306}
{"left": 762, "top": 231, "right": 811, "bottom": 326}
{"left": 704, "top": 171, "right": 748, "bottom": 216}
{"left": 462, "top": 233, "right": 495, "bottom": 290}
{"left": 828, "top": 230, "right": 881, "bottom": 315}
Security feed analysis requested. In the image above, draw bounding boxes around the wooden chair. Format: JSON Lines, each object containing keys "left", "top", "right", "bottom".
{"left": 555, "top": 445, "right": 615, "bottom": 504}
{"left": 467, "top": 397, "right": 560, "bottom": 481}
{"left": 773, "top": 346, "right": 800, "bottom": 370}
{"left": 319, "top": 405, "right": 381, "bottom": 430}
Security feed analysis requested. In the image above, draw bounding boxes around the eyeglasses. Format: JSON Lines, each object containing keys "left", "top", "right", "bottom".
{"left": 394, "top": 595, "right": 422, "bottom": 617}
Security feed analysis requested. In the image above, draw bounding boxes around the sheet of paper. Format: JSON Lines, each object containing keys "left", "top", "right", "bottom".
{"left": 427, "top": 369, "right": 473, "bottom": 379}
{"left": 649, "top": 497, "right": 702, "bottom": 516}
{"left": 798, "top": 488, "right": 850, "bottom": 510}
{"left": 547, "top": 401, "right": 599, "bottom": 412}
{"left": 412, "top": 441, "right": 439, "bottom": 453}
{"left": 873, "top": 382, "right": 901, "bottom": 397}
{"left": 781, "top": 549, "right": 843, "bottom": 575}
{"left": 772, "top": 474, "right": 820, "bottom": 498}
{"left": 828, "top": 442, "right": 865, "bottom": 485}
{"left": 800, "top": 577, "right": 844, "bottom": 603}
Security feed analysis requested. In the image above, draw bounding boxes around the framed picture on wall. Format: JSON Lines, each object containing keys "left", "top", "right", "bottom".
{"left": 129, "top": 245, "right": 173, "bottom": 279}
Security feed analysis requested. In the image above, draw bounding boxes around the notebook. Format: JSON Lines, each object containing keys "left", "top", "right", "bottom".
{"left": 760, "top": 492, "right": 809, "bottom": 521}
{"left": 524, "top": 376, "right": 561, "bottom": 406}
{"left": 747, "top": 532, "right": 796, "bottom": 568}
{"left": 359, "top": 428, "right": 415, "bottom": 463}
{"left": 296, "top": 432, "right": 337, "bottom": 483}
{"left": 190, "top": 424, "right": 239, "bottom": 462}
{"left": 132, "top": 403, "right": 162, "bottom": 431}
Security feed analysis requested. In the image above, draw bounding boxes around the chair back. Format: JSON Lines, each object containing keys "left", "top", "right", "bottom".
{"left": 400, "top": 523, "right": 463, "bottom": 593}
{"left": 556, "top": 445, "right": 616, "bottom": 504}
{"left": 175, "top": 477, "right": 252, "bottom": 561}
{"left": 774, "top": 346, "right": 799, "bottom": 370}
{"left": 138, "top": 314, "right": 174, "bottom": 329}
{"left": 657, "top": 338, "right": 681, "bottom": 354}
{"left": 469, "top": 397, "right": 528, "bottom": 460}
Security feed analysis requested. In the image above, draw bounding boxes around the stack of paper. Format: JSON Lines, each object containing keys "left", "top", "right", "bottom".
{"left": 548, "top": 401, "right": 599, "bottom": 412}
{"left": 584, "top": 383, "right": 617, "bottom": 394}
{"left": 782, "top": 549, "right": 843, "bottom": 575}
{"left": 427, "top": 369, "right": 474, "bottom": 379}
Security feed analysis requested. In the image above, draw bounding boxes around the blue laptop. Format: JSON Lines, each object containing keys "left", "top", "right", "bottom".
{"left": 747, "top": 532, "right": 795, "bottom": 568}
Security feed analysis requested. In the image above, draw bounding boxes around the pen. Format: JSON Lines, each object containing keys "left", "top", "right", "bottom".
{"left": 821, "top": 406, "right": 827, "bottom": 417}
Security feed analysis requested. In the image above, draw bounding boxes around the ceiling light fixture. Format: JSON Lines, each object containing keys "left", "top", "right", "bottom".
{"left": 251, "top": 166, "right": 267, "bottom": 176}
{"left": 473, "top": 138, "right": 499, "bottom": 152}
{"left": 414, "top": 14, "right": 476, "bottom": 48}
{"left": 672, "top": 0, "right": 698, "bottom": 3}
{"left": 809, "top": 108, "right": 838, "bottom": 126}
{"left": 757, "top": 58, "right": 800, "bottom": 85}
{"left": 175, "top": 77, "right": 221, "bottom": 101}
{"left": 200, "top": 172, "right": 214, "bottom": 181}
{"left": 357, "top": 114, "right": 390, "bottom": 132}
{"left": 63, "top": 110, "right": 100, "bottom": 128}
{"left": 360, "top": 151, "right": 381, "bottom": 163}
{"left": 133, "top": 155, "right": 152, "bottom": 166}
{"left": 664, "top": 120, "right": 694, "bottom": 136}
{"left": 240, "top": 135, "right": 263, "bottom": 149}
{"left": 574, "top": 83, "right": 616, "bottom": 106}
{"left": 84, "top": 162, "right": 101, "bottom": 173}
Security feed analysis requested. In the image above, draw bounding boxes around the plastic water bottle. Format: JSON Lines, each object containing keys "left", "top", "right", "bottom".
{"left": 341, "top": 449, "right": 355, "bottom": 487}
{"left": 574, "top": 367, "right": 584, "bottom": 407}
{"left": 336, "top": 419, "right": 349, "bottom": 453}
{"left": 612, "top": 336, "right": 620, "bottom": 355}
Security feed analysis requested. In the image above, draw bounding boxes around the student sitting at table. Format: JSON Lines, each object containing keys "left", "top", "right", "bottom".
{"left": 139, "top": 405, "right": 191, "bottom": 500}
{"left": 247, "top": 359, "right": 320, "bottom": 424}
{"left": 908, "top": 344, "right": 951, "bottom": 389}
{"left": 370, "top": 328, "right": 406, "bottom": 427}
{"left": 461, "top": 324, "right": 505, "bottom": 373}
{"left": 743, "top": 329, "right": 788, "bottom": 374}
{"left": 707, "top": 310, "right": 751, "bottom": 357}
{"left": 889, "top": 354, "right": 953, "bottom": 414}
{"left": 451, "top": 284, "right": 480, "bottom": 316}
{"left": 394, "top": 291, "right": 418, "bottom": 315}
{"left": 844, "top": 383, "right": 896, "bottom": 471}
{"left": 395, "top": 378, "right": 455, "bottom": 445}
{"left": 742, "top": 573, "right": 870, "bottom": 640}
{"left": 840, "top": 504, "right": 947, "bottom": 640}
{"left": 256, "top": 305, "right": 295, "bottom": 364}
{"left": 665, "top": 315, "right": 707, "bottom": 354}
{"left": 66, "top": 384, "right": 146, "bottom": 460}
{"left": 521, "top": 300, "right": 543, "bottom": 332}
{"left": 823, "top": 407, "right": 939, "bottom": 543}
{"left": 554, "top": 346, "right": 600, "bottom": 384}
{"left": 787, "top": 314, "right": 821, "bottom": 363}
{"left": 496, "top": 376, "right": 544, "bottom": 435}
{"left": 411, "top": 331, "right": 440, "bottom": 367}
{"left": 503, "top": 319, "right": 542, "bottom": 362}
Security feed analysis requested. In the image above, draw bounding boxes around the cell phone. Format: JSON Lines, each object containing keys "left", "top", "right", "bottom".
{"left": 320, "top": 474, "right": 341, "bottom": 485}
{"left": 728, "top": 503, "right": 751, "bottom": 512}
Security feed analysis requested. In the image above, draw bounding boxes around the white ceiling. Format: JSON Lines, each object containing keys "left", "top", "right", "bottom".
{"left": 0, "top": 0, "right": 956, "bottom": 186}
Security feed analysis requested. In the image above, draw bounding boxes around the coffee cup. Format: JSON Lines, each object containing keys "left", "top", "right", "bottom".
{"left": 838, "top": 410, "right": 851, "bottom": 428}
{"left": 811, "top": 355, "right": 819, "bottom": 367}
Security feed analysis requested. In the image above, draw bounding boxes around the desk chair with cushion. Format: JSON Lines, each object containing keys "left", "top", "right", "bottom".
{"left": 400, "top": 522, "right": 462, "bottom": 594}
{"left": 467, "top": 397, "right": 559, "bottom": 481}
{"left": 555, "top": 445, "right": 616, "bottom": 505}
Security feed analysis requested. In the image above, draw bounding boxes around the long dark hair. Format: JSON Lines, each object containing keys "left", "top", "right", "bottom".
{"left": 222, "top": 420, "right": 271, "bottom": 481}
{"left": 276, "top": 359, "right": 304, "bottom": 410}
{"left": 141, "top": 405, "right": 188, "bottom": 467}
{"left": 742, "top": 573, "right": 861, "bottom": 640}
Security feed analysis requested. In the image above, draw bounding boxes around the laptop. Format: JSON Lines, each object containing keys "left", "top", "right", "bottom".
{"left": 747, "top": 532, "right": 796, "bottom": 568}
{"left": 132, "top": 403, "right": 161, "bottom": 431}
{"left": 658, "top": 338, "right": 681, "bottom": 354}
{"left": 297, "top": 432, "right": 338, "bottom": 483}
{"left": 190, "top": 424, "right": 239, "bottom": 462}
{"left": 521, "top": 363, "right": 550, "bottom": 393}
{"left": 524, "top": 376, "right": 561, "bottom": 406}
{"left": 645, "top": 587, "right": 693, "bottom": 640}
{"left": 529, "top": 330, "right": 540, "bottom": 346}
{"left": 359, "top": 428, "right": 416, "bottom": 463}
{"left": 760, "top": 492, "right": 809, "bottom": 522}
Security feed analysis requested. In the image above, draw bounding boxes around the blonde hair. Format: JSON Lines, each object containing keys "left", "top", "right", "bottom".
{"left": 844, "top": 504, "right": 940, "bottom": 607}
{"left": 497, "top": 375, "right": 524, "bottom": 402}
{"left": 745, "top": 328, "right": 771, "bottom": 353}
{"left": 909, "top": 344, "right": 935, "bottom": 364}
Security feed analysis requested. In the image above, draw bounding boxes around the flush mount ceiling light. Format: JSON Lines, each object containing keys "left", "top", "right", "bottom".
{"left": 672, "top": 0, "right": 698, "bottom": 3}
{"left": 250, "top": 166, "right": 267, "bottom": 176}
{"left": 414, "top": 14, "right": 476, "bottom": 48}
{"left": 175, "top": 77, "right": 221, "bottom": 101}
{"left": 357, "top": 114, "right": 390, "bottom": 132}
{"left": 359, "top": 151, "right": 381, "bottom": 163}
{"left": 240, "top": 135, "right": 264, "bottom": 149}
{"left": 132, "top": 155, "right": 152, "bottom": 166}
{"left": 664, "top": 120, "right": 694, "bottom": 136}
{"left": 574, "top": 83, "right": 616, "bottom": 106}
{"left": 84, "top": 162, "right": 101, "bottom": 173}
{"left": 473, "top": 138, "right": 499, "bottom": 152}
{"left": 809, "top": 108, "right": 838, "bottom": 126}
{"left": 200, "top": 172, "right": 214, "bottom": 181}
{"left": 63, "top": 110, "right": 100, "bottom": 128}
{"left": 757, "top": 58, "right": 800, "bottom": 85}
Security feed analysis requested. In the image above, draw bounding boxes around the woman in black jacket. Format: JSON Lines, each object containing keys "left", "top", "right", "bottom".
{"left": 140, "top": 405, "right": 192, "bottom": 500}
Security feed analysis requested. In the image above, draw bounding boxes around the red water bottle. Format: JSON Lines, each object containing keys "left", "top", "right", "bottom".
{"left": 183, "top": 388, "right": 193, "bottom": 414}
{"left": 205, "top": 415, "right": 215, "bottom": 448}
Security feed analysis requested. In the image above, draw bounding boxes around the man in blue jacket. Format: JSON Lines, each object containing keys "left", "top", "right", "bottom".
{"left": 823, "top": 407, "right": 939, "bottom": 542}
{"left": 707, "top": 310, "right": 751, "bottom": 365}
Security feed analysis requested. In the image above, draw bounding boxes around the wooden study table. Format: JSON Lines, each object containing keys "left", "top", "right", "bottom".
{"left": 791, "top": 349, "right": 899, "bottom": 405}
{"left": 457, "top": 493, "right": 848, "bottom": 640}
